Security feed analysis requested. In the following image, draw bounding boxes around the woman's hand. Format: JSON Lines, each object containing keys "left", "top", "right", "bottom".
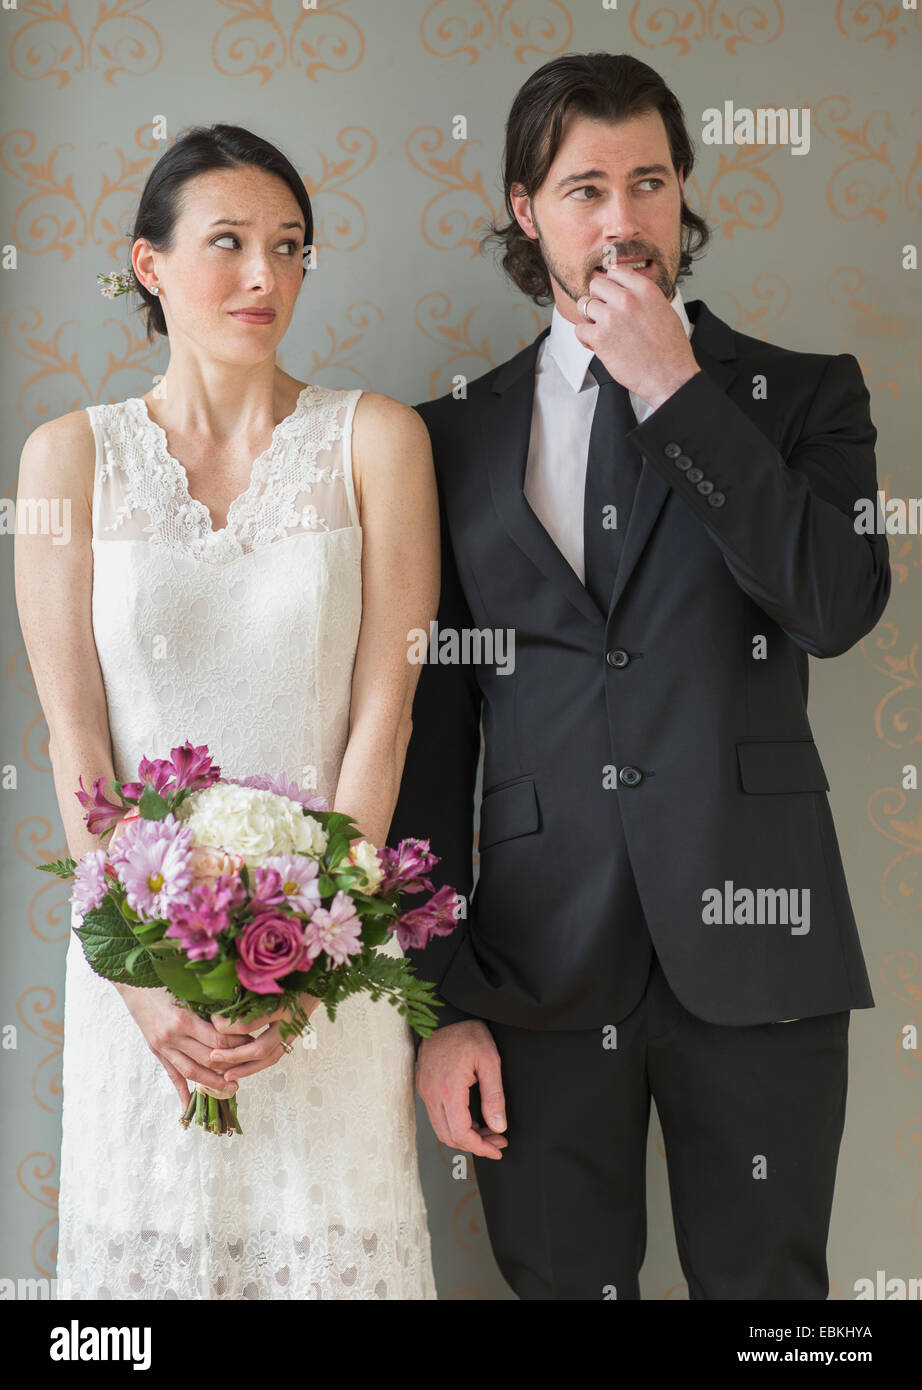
{"left": 115, "top": 982, "right": 253, "bottom": 1108}
{"left": 209, "top": 993, "right": 323, "bottom": 1082}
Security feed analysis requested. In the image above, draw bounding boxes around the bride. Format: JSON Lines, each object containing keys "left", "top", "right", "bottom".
{"left": 14, "top": 124, "right": 440, "bottom": 1299}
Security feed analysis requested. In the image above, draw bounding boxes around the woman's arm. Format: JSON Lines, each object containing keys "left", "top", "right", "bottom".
{"left": 333, "top": 393, "right": 440, "bottom": 848}
{"left": 14, "top": 412, "right": 117, "bottom": 859}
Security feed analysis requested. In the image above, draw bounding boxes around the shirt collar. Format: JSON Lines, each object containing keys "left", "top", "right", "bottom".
{"left": 545, "top": 283, "right": 693, "bottom": 393}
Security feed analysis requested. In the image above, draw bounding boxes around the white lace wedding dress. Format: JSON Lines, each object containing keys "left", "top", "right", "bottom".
{"left": 56, "top": 383, "right": 438, "bottom": 1300}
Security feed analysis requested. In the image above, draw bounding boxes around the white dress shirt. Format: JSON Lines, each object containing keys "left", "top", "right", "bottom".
{"left": 523, "top": 286, "right": 693, "bottom": 583}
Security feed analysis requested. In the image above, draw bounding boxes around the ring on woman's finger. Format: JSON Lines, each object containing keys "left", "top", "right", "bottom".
{"left": 281, "top": 1040, "right": 293, "bottom": 1055}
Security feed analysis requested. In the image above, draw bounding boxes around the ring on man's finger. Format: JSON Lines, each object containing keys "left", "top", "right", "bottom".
{"left": 281, "top": 1040, "right": 294, "bottom": 1055}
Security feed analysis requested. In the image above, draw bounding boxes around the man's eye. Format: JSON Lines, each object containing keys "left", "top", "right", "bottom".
{"left": 572, "top": 179, "right": 663, "bottom": 199}
{"left": 278, "top": 240, "right": 299, "bottom": 254}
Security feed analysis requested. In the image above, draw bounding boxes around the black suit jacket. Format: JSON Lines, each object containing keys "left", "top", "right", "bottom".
{"left": 388, "top": 297, "right": 891, "bottom": 1030}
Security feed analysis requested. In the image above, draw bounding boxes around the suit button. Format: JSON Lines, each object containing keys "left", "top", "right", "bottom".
{"left": 686, "top": 466, "right": 704, "bottom": 483}
{"left": 663, "top": 442, "right": 682, "bottom": 458}
{"left": 606, "top": 649, "right": 630, "bottom": 667}
{"left": 619, "top": 766, "right": 643, "bottom": 787}
{"left": 673, "top": 453, "right": 693, "bottom": 470}
{"left": 696, "top": 479, "right": 714, "bottom": 495}
{"left": 708, "top": 491, "right": 726, "bottom": 507}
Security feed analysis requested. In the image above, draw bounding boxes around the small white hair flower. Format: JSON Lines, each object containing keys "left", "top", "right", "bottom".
{"left": 97, "top": 269, "right": 137, "bottom": 300}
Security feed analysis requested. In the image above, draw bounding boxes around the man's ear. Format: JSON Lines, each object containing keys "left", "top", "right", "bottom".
{"left": 509, "top": 183, "right": 537, "bottom": 240}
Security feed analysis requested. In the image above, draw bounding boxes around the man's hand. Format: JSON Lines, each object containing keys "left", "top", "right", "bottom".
{"left": 416, "top": 1019, "right": 509, "bottom": 1160}
{"left": 574, "top": 256, "right": 700, "bottom": 410}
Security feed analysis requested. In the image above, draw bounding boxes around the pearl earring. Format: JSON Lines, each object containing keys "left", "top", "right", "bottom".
{"left": 150, "top": 285, "right": 160, "bottom": 296}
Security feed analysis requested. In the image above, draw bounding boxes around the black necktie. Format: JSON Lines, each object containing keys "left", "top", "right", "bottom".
{"left": 582, "top": 355, "right": 642, "bottom": 616}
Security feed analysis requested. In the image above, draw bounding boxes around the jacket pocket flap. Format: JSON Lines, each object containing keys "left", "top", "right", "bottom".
{"left": 736, "top": 740, "right": 830, "bottom": 793}
{"left": 478, "top": 779, "right": 539, "bottom": 850}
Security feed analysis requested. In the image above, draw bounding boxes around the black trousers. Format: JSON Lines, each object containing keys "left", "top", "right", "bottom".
{"left": 470, "top": 952, "right": 850, "bottom": 1300}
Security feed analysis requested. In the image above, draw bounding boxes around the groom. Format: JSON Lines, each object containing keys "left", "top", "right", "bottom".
{"left": 388, "top": 52, "right": 891, "bottom": 1300}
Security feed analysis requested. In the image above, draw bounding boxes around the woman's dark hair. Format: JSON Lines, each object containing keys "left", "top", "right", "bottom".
{"left": 129, "top": 123, "right": 313, "bottom": 339}
{"left": 481, "top": 53, "right": 711, "bottom": 304}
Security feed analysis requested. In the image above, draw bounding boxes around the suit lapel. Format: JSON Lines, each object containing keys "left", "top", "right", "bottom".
{"left": 478, "top": 299, "right": 740, "bottom": 624}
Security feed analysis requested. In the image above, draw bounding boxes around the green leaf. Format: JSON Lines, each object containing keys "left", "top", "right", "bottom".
{"left": 197, "top": 957, "right": 239, "bottom": 1003}
{"left": 333, "top": 868, "right": 362, "bottom": 890}
{"left": 361, "top": 920, "right": 391, "bottom": 947}
{"left": 36, "top": 857, "right": 77, "bottom": 879}
{"left": 350, "top": 894, "right": 394, "bottom": 917}
{"left": 146, "top": 953, "right": 208, "bottom": 1004}
{"left": 139, "top": 784, "right": 170, "bottom": 820}
{"left": 74, "top": 897, "right": 160, "bottom": 987}
{"left": 317, "top": 874, "right": 334, "bottom": 897}
{"left": 321, "top": 812, "right": 360, "bottom": 837}
{"left": 325, "top": 833, "right": 349, "bottom": 866}
{"left": 123, "top": 945, "right": 159, "bottom": 984}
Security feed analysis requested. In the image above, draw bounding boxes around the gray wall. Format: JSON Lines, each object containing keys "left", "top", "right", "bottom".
{"left": 2, "top": 0, "right": 919, "bottom": 1300}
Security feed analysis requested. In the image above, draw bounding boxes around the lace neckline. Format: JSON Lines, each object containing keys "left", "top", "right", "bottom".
{"left": 124, "top": 385, "right": 314, "bottom": 538}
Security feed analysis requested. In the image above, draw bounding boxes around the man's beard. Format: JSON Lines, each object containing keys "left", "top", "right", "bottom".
{"left": 536, "top": 228, "right": 678, "bottom": 303}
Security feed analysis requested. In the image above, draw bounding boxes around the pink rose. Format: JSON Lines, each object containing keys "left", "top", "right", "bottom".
{"left": 234, "top": 911, "right": 310, "bottom": 994}
{"left": 188, "top": 843, "right": 242, "bottom": 884}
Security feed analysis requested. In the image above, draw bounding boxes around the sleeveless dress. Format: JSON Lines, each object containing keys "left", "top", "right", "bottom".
{"left": 56, "top": 384, "right": 438, "bottom": 1300}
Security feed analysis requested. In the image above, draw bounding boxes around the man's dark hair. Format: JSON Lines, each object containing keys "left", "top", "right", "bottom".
{"left": 482, "top": 52, "right": 711, "bottom": 305}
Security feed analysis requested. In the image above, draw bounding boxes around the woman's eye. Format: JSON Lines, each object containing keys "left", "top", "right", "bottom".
{"left": 211, "top": 235, "right": 301, "bottom": 253}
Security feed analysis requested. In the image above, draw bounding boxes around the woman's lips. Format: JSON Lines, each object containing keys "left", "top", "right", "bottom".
{"left": 229, "top": 310, "right": 276, "bottom": 324}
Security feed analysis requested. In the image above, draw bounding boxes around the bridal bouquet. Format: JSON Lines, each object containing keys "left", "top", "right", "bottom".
{"left": 39, "top": 741, "right": 460, "bottom": 1136}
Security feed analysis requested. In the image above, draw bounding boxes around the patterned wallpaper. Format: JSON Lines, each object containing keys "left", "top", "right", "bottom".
{"left": 1, "top": 0, "right": 919, "bottom": 1301}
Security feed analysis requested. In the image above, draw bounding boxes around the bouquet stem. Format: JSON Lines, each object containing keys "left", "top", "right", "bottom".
{"left": 179, "top": 1082, "right": 242, "bottom": 1136}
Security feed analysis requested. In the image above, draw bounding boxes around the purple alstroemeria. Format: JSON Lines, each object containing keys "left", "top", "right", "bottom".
{"left": 378, "top": 837, "right": 440, "bottom": 896}
{"left": 119, "top": 756, "right": 176, "bottom": 802}
{"left": 75, "top": 775, "right": 127, "bottom": 836}
{"left": 392, "top": 883, "right": 460, "bottom": 951}
{"left": 169, "top": 741, "right": 222, "bottom": 792}
{"left": 165, "top": 874, "right": 244, "bottom": 961}
{"left": 228, "top": 771, "right": 327, "bottom": 813}
{"left": 247, "top": 865, "right": 287, "bottom": 913}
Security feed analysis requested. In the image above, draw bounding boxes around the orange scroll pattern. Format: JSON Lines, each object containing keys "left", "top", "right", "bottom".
{"left": 8, "top": 0, "right": 162, "bottom": 88}
{"left": 211, "top": 0, "right": 364, "bottom": 83}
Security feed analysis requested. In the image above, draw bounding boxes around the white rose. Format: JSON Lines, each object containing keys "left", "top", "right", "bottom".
{"left": 348, "top": 839, "right": 383, "bottom": 893}
{"left": 176, "top": 784, "right": 327, "bottom": 868}
{"left": 293, "top": 813, "right": 328, "bottom": 859}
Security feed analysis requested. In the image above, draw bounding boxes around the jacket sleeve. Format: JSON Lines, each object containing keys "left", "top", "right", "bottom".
{"left": 628, "top": 352, "right": 892, "bottom": 658}
{"left": 387, "top": 456, "right": 483, "bottom": 1038}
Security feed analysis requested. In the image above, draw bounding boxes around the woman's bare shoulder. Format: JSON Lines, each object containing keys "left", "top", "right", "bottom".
{"left": 350, "top": 391, "right": 433, "bottom": 512}
{"left": 19, "top": 408, "right": 96, "bottom": 510}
